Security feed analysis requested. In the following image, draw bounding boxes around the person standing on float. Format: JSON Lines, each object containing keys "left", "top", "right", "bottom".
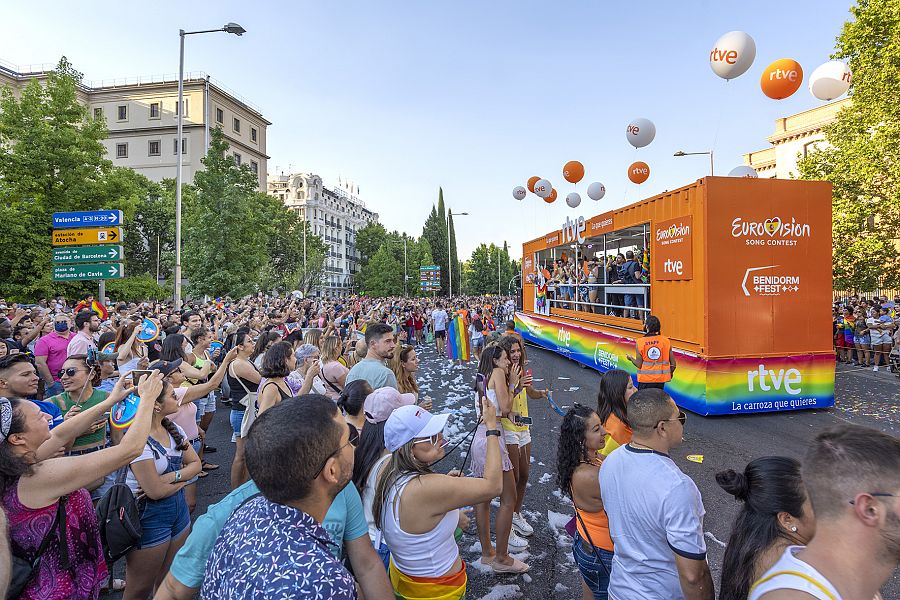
{"left": 626, "top": 315, "right": 676, "bottom": 391}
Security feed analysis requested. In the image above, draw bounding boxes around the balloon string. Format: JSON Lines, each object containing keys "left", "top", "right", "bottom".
{"left": 711, "top": 80, "right": 732, "bottom": 159}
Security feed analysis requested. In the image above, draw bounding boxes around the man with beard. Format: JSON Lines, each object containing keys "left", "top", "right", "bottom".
{"left": 201, "top": 395, "right": 384, "bottom": 599}
{"left": 67, "top": 309, "right": 100, "bottom": 357}
{"left": 750, "top": 424, "right": 900, "bottom": 600}
{"left": 345, "top": 323, "right": 398, "bottom": 390}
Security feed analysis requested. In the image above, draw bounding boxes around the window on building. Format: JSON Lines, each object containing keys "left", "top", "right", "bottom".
{"left": 93, "top": 107, "right": 103, "bottom": 120}
{"left": 116, "top": 143, "right": 128, "bottom": 158}
{"left": 250, "top": 161, "right": 258, "bottom": 175}
{"left": 251, "top": 127, "right": 258, "bottom": 143}
{"left": 148, "top": 140, "right": 161, "bottom": 156}
{"left": 216, "top": 107, "right": 224, "bottom": 124}
{"left": 233, "top": 152, "right": 242, "bottom": 166}
{"left": 173, "top": 138, "right": 186, "bottom": 155}
{"left": 117, "top": 105, "right": 128, "bottom": 121}
{"left": 233, "top": 117, "right": 241, "bottom": 133}
{"left": 149, "top": 102, "right": 160, "bottom": 119}
{"left": 174, "top": 99, "right": 188, "bottom": 117}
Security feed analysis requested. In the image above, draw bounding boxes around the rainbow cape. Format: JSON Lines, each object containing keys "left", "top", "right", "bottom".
{"left": 389, "top": 559, "right": 466, "bottom": 600}
{"left": 446, "top": 315, "right": 470, "bottom": 362}
{"left": 641, "top": 249, "right": 650, "bottom": 283}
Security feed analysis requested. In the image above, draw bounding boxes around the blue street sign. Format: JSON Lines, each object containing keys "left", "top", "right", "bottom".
{"left": 52, "top": 210, "right": 123, "bottom": 228}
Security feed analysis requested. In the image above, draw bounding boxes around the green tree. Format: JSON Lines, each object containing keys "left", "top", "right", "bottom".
{"left": 184, "top": 127, "right": 269, "bottom": 297}
{"left": 0, "top": 57, "right": 161, "bottom": 300}
{"left": 355, "top": 222, "right": 388, "bottom": 268}
{"left": 448, "top": 210, "right": 460, "bottom": 295}
{"left": 257, "top": 195, "right": 327, "bottom": 294}
{"left": 798, "top": 0, "right": 900, "bottom": 291}
{"left": 363, "top": 243, "right": 404, "bottom": 297}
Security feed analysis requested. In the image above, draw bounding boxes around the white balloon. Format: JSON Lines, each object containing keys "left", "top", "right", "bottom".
{"left": 626, "top": 118, "right": 656, "bottom": 149}
{"left": 565, "top": 192, "right": 581, "bottom": 208}
{"left": 534, "top": 179, "right": 552, "bottom": 198}
{"left": 809, "top": 60, "right": 852, "bottom": 101}
{"left": 587, "top": 182, "right": 606, "bottom": 201}
{"left": 512, "top": 186, "right": 527, "bottom": 201}
{"left": 709, "top": 31, "right": 756, "bottom": 80}
{"left": 728, "top": 165, "right": 758, "bottom": 178}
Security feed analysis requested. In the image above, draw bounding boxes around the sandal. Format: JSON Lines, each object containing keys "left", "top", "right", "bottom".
{"left": 202, "top": 462, "right": 220, "bottom": 471}
{"left": 101, "top": 578, "right": 126, "bottom": 591}
{"left": 491, "top": 558, "right": 529, "bottom": 574}
{"left": 198, "top": 471, "right": 209, "bottom": 478}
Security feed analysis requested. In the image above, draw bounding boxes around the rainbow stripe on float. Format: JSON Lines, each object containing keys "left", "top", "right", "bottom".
{"left": 515, "top": 312, "right": 835, "bottom": 416}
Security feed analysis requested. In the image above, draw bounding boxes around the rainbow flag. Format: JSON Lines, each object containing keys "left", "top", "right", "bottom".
{"left": 641, "top": 249, "right": 650, "bottom": 283}
{"left": 446, "top": 315, "right": 470, "bottom": 361}
{"left": 389, "top": 559, "right": 466, "bottom": 600}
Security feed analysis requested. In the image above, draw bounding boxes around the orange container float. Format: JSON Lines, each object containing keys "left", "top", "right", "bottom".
{"left": 517, "top": 177, "right": 835, "bottom": 415}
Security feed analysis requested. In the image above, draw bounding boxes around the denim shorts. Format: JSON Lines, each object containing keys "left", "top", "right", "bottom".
{"left": 854, "top": 334, "right": 871, "bottom": 345}
{"left": 138, "top": 490, "right": 190, "bottom": 549}
{"left": 572, "top": 531, "right": 614, "bottom": 600}
{"left": 230, "top": 408, "right": 245, "bottom": 442}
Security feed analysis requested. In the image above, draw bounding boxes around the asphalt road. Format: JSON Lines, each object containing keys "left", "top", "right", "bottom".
{"left": 115, "top": 342, "right": 899, "bottom": 600}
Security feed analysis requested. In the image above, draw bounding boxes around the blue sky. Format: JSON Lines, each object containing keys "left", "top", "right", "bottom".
{"left": 3, "top": 1, "right": 853, "bottom": 259}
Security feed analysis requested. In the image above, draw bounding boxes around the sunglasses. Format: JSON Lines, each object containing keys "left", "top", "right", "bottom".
{"left": 413, "top": 433, "right": 447, "bottom": 448}
{"left": 655, "top": 410, "right": 687, "bottom": 429}
{"left": 57, "top": 367, "right": 88, "bottom": 378}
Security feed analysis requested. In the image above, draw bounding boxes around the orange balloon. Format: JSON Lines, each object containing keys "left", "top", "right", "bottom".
{"left": 563, "top": 160, "right": 585, "bottom": 184}
{"left": 527, "top": 176, "right": 541, "bottom": 193}
{"left": 760, "top": 59, "right": 803, "bottom": 100}
{"left": 544, "top": 188, "right": 558, "bottom": 203}
{"left": 628, "top": 161, "right": 650, "bottom": 184}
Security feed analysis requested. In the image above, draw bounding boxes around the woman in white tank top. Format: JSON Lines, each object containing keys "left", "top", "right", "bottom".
{"left": 374, "top": 401, "right": 504, "bottom": 599}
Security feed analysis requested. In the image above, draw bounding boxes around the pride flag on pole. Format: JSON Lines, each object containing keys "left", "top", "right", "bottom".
{"left": 446, "top": 314, "right": 470, "bottom": 362}
{"left": 641, "top": 249, "right": 650, "bottom": 283}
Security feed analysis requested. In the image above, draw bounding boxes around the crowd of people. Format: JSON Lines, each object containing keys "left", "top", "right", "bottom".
{"left": 0, "top": 291, "right": 896, "bottom": 600}
{"left": 833, "top": 294, "right": 900, "bottom": 373}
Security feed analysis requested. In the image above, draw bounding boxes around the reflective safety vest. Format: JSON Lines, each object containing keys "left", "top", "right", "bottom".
{"left": 636, "top": 335, "right": 672, "bottom": 383}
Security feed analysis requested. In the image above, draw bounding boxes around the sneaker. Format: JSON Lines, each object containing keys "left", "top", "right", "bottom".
{"left": 512, "top": 512, "right": 534, "bottom": 537}
{"left": 507, "top": 531, "right": 529, "bottom": 551}
{"left": 873, "top": 365, "right": 879, "bottom": 372}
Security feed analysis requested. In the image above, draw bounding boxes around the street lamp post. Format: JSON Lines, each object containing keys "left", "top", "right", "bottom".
{"left": 174, "top": 22, "right": 245, "bottom": 310}
{"left": 673, "top": 150, "right": 714, "bottom": 176}
{"left": 447, "top": 211, "right": 468, "bottom": 299}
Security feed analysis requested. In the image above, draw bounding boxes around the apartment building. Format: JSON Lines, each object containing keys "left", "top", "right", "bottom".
{"left": 0, "top": 59, "right": 270, "bottom": 190}
{"left": 268, "top": 173, "right": 379, "bottom": 294}
{"left": 743, "top": 98, "right": 850, "bottom": 179}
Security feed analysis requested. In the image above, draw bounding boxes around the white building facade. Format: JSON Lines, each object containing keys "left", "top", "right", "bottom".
{"left": 267, "top": 173, "right": 379, "bottom": 294}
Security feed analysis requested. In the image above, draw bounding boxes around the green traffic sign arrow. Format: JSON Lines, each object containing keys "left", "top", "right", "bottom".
{"left": 52, "top": 245, "right": 123, "bottom": 264}
{"left": 52, "top": 263, "right": 124, "bottom": 281}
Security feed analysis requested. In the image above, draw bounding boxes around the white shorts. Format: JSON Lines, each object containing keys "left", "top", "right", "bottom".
{"left": 872, "top": 332, "right": 891, "bottom": 345}
{"left": 503, "top": 428, "right": 532, "bottom": 447}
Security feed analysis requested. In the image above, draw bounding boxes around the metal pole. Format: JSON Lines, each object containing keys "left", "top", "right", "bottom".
{"left": 174, "top": 29, "right": 185, "bottom": 310}
{"left": 710, "top": 151, "right": 715, "bottom": 176}
{"left": 497, "top": 246, "right": 501, "bottom": 296}
{"left": 99, "top": 280, "right": 105, "bottom": 308}
{"left": 404, "top": 236, "right": 408, "bottom": 297}
{"left": 156, "top": 235, "right": 160, "bottom": 283}
{"left": 204, "top": 75, "right": 210, "bottom": 153}
{"left": 303, "top": 219, "right": 307, "bottom": 291}
{"left": 447, "top": 216, "right": 452, "bottom": 300}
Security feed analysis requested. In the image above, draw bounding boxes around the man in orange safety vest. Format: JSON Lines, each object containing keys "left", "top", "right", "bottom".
{"left": 626, "top": 315, "right": 676, "bottom": 390}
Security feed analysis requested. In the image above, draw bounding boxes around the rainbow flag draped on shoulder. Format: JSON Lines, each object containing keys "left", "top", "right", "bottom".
{"left": 389, "top": 560, "right": 467, "bottom": 600}
{"left": 446, "top": 314, "right": 470, "bottom": 361}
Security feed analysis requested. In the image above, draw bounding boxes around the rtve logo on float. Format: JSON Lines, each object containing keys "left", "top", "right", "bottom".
{"left": 747, "top": 364, "right": 802, "bottom": 396}
{"left": 562, "top": 216, "right": 586, "bottom": 245}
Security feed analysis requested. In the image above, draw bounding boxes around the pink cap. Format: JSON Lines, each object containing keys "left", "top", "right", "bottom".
{"left": 363, "top": 387, "right": 417, "bottom": 424}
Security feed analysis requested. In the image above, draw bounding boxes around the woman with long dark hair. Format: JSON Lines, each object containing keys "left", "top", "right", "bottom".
{"left": 161, "top": 334, "right": 211, "bottom": 382}
{"left": 716, "top": 456, "right": 815, "bottom": 600}
{"left": 251, "top": 330, "right": 282, "bottom": 369}
{"left": 595, "top": 369, "right": 635, "bottom": 456}
{"left": 338, "top": 379, "right": 371, "bottom": 446}
{"left": 557, "top": 404, "right": 614, "bottom": 599}
{"left": 225, "top": 331, "right": 260, "bottom": 489}
{"left": 470, "top": 344, "right": 529, "bottom": 573}
{"left": 1, "top": 373, "right": 160, "bottom": 599}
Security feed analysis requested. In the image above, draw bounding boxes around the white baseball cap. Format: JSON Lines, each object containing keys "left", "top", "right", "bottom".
{"left": 384, "top": 405, "right": 450, "bottom": 452}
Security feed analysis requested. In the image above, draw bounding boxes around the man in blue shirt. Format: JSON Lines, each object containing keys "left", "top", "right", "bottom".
{"left": 198, "top": 395, "right": 392, "bottom": 599}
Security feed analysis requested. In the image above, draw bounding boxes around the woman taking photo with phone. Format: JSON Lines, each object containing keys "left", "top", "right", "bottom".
{"left": 1, "top": 372, "right": 160, "bottom": 599}
{"left": 114, "top": 318, "right": 148, "bottom": 378}
{"left": 375, "top": 399, "right": 502, "bottom": 599}
{"left": 470, "top": 344, "right": 529, "bottom": 573}
{"left": 557, "top": 404, "right": 614, "bottom": 600}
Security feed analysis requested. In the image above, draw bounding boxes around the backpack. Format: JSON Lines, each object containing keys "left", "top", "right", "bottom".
{"left": 95, "top": 467, "right": 143, "bottom": 564}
